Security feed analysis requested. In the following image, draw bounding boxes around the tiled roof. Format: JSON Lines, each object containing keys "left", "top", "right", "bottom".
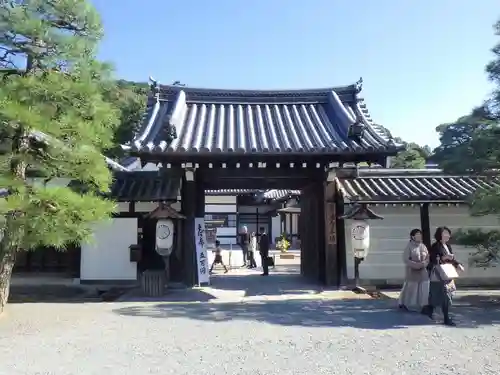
{"left": 205, "top": 189, "right": 259, "bottom": 195}
{"left": 262, "top": 189, "right": 301, "bottom": 200}
{"left": 204, "top": 189, "right": 301, "bottom": 200}
{"left": 109, "top": 171, "right": 180, "bottom": 202}
{"left": 337, "top": 168, "right": 500, "bottom": 203}
{"left": 124, "top": 84, "right": 400, "bottom": 156}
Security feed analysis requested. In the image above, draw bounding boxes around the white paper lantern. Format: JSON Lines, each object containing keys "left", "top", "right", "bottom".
{"left": 156, "top": 219, "right": 174, "bottom": 256}
{"left": 351, "top": 220, "right": 370, "bottom": 258}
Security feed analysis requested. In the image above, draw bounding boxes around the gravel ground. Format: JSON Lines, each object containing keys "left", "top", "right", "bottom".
{"left": 1, "top": 270, "right": 500, "bottom": 375}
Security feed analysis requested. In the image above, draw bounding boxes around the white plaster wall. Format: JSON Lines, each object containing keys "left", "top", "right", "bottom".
{"left": 291, "top": 214, "right": 298, "bottom": 235}
{"left": 430, "top": 206, "right": 500, "bottom": 280}
{"left": 80, "top": 218, "right": 138, "bottom": 281}
{"left": 345, "top": 205, "right": 500, "bottom": 284}
{"left": 271, "top": 215, "right": 281, "bottom": 243}
{"left": 345, "top": 206, "right": 421, "bottom": 280}
{"left": 117, "top": 202, "right": 129, "bottom": 212}
{"left": 216, "top": 227, "right": 237, "bottom": 245}
{"left": 205, "top": 204, "right": 237, "bottom": 213}
{"left": 205, "top": 195, "right": 236, "bottom": 204}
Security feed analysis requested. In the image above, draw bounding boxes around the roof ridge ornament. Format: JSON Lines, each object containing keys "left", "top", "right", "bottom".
{"left": 149, "top": 76, "right": 160, "bottom": 98}
{"left": 348, "top": 120, "right": 365, "bottom": 142}
{"left": 355, "top": 77, "right": 363, "bottom": 94}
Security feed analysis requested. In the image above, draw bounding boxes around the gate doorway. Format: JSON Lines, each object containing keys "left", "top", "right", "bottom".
{"left": 124, "top": 82, "right": 400, "bottom": 287}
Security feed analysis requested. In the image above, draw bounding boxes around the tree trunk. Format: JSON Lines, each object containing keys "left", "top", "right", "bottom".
{"left": 0, "top": 215, "right": 22, "bottom": 315}
{"left": 0, "top": 252, "right": 15, "bottom": 314}
{"left": 0, "top": 125, "right": 29, "bottom": 314}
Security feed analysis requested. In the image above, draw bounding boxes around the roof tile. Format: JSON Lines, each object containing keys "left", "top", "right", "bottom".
{"left": 337, "top": 169, "right": 500, "bottom": 202}
{"left": 126, "top": 85, "right": 399, "bottom": 156}
{"left": 110, "top": 171, "right": 180, "bottom": 202}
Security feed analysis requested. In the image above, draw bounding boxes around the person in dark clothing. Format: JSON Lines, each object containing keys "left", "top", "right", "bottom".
{"left": 239, "top": 226, "right": 250, "bottom": 267}
{"left": 422, "top": 226, "right": 464, "bottom": 326}
{"left": 258, "top": 226, "right": 270, "bottom": 276}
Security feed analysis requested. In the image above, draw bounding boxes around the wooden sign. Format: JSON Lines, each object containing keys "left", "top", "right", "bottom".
{"left": 325, "top": 202, "right": 337, "bottom": 245}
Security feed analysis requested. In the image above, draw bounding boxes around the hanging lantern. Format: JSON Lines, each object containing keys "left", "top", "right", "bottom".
{"left": 339, "top": 203, "right": 383, "bottom": 293}
{"left": 156, "top": 219, "right": 175, "bottom": 257}
{"left": 351, "top": 220, "right": 370, "bottom": 259}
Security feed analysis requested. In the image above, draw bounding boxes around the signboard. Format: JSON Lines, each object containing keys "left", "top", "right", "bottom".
{"left": 194, "top": 217, "right": 210, "bottom": 284}
{"left": 325, "top": 203, "right": 337, "bottom": 245}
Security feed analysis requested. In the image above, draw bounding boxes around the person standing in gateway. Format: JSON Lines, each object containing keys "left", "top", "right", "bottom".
{"left": 258, "top": 226, "right": 270, "bottom": 276}
{"left": 238, "top": 226, "right": 250, "bottom": 267}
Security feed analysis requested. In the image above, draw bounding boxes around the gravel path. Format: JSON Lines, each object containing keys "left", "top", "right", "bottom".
{"left": 1, "top": 271, "right": 500, "bottom": 375}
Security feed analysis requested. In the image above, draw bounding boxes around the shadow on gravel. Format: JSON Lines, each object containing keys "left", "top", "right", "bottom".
{"left": 453, "top": 294, "right": 500, "bottom": 307}
{"left": 8, "top": 285, "right": 130, "bottom": 303}
{"left": 207, "top": 274, "right": 326, "bottom": 297}
{"left": 118, "top": 288, "right": 217, "bottom": 303}
{"left": 113, "top": 299, "right": 442, "bottom": 330}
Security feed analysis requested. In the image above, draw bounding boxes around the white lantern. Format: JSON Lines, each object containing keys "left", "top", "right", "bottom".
{"left": 156, "top": 219, "right": 174, "bottom": 257}
{"left": 351, "top": 220, "right": 370, "bottom": 259}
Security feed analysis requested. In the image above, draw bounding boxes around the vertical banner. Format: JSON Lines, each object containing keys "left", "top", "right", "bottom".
{"left": 194, "top": 217, "right": 210, "bottom": 285}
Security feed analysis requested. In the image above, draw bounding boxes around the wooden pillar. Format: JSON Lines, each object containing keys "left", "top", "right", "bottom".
{"left": 315, "top": 182, "right": 327, "bottom": 284}
{"left": 181, "top": 169, "right": 197, "bottom": 287}
{"left": 267, "top": 211, "right": 272, "bottom": 242}
{"left": 169, "top": 219, "right": 184, "bottom": 283}
{"left": 195, "top": 171, "right": 205, "bottom": 218}
{"left": 280, "top": 211, "right": 284, "bottom": 234}
{"left": 300, "top": 183, "right": 323, "bottom": 282}
{"left": 194, "top": 170, "right": 205, "bottom": 285}
{"left": 335, "top": 192, "right": 347, "bottom": 284}
{"left": 299, "top": 186, "right": 311, "bottom": 278}
{"left": 256, "top": 207, "right": 259, "bottom": 233}
{"left": 420, "top": 203, "right": 431, "bottom": 249}
{"left": 323, "top": 181, "right": 338, "bottom": 286}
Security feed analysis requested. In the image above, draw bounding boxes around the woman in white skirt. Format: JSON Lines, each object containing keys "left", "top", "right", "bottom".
{"left": 399, "top": 229, "right": 430, "bottom": 312}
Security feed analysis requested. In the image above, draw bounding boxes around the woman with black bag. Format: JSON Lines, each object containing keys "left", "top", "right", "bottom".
{"left": 422, "top": 226, "right": 464, "bottom": 326}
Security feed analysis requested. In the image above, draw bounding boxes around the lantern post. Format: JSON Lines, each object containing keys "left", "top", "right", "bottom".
{"left": 339, "top": 204, "right": 383, "bottom": 293}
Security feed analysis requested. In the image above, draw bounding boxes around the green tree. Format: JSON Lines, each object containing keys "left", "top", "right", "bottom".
{"left": 439, "top": 17, "right": 500, "bottom": 267}
{"left": 453, "top": 229, "right": 500, "bottom": 268}
{"left": 486, "top": 18, "right": 500, "bottom": 118}
{"left": 102, "top": 80, "right": 149, "bottom": 159}
{"left": 390, "top": 139, "right": 431, "bottom": 169}
{"left": 0, "top": 0, "right": 118, "bottom": 313}
{"left": 432, "top": 107, "right": 500, "bottom": 174}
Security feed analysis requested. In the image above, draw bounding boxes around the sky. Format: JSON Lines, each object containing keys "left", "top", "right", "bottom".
{"left": 92, "top": 0, "right": 499, "bottom": 149}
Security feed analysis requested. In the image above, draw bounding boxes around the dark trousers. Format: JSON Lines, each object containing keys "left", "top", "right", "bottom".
{"left": 248, "top": 251, "right": 257, "bottom": 268}
{"left": 241, "top": 245, "right": 248, "bottom": 265}
{"left": 425, "top": 304, "right": 451, "bottom": 321}
{"left": 260, "top": 252, "right": 269, "bottom": 275}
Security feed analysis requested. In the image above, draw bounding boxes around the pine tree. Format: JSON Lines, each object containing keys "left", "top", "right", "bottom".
{"left": 0, "top": 0, "right": 119, "bottom": 313}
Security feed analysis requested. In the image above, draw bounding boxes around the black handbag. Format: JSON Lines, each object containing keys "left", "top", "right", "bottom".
{"left": 266, "top": 256, "right": 274, "bottom": 267}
